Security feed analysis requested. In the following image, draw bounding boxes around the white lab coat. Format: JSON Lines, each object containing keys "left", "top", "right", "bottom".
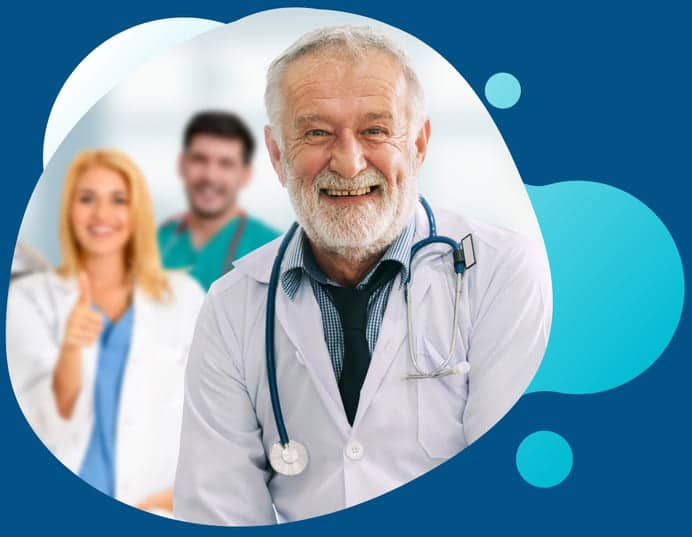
{"left": 6, "top": 270, "right": 205, "bottom": 507}
{"left": 174, "top": 205, "right": 552, "bottom": 524}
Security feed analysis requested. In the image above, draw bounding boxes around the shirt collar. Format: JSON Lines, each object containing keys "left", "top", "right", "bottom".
{"left": 280, "top": 219, "right": 416, "bottom": 301}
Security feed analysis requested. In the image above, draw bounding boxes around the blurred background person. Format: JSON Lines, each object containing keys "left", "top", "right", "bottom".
{"left": 158, "top": 111, "right": 280, "bottom": 290}
{"left": 11, "top": 242, "right": 51, "bottom": 280}
{"left": 6, "top": 149, "right": 205, "bottom": 514}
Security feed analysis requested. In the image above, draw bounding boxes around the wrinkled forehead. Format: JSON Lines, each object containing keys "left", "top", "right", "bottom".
{"left": 279, "top": 49, "right": 411, "bottom": 123}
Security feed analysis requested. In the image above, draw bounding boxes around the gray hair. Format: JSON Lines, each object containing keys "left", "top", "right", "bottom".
{"left": 264, "top": 25, "right": 426, "bottom": 147}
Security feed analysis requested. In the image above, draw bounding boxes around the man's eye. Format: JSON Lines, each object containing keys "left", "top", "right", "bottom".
{"left": 219, "top": 160, "right": 238, "bottom": 169}
{"left": 306, "top": 129, "right": 330, "bottom": 137}
{"left": 363, "top": 127, "right": 387, "bottom": 136}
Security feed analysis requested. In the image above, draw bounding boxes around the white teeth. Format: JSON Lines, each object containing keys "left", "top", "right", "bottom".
{"left": 324, "top": 186, "right": 375, "bottom": 197}
{"left": 89, "top": 226, "right": 116, "bottom": 235}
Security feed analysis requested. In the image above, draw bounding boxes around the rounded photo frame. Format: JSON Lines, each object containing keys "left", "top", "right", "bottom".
{"left": 6, "top": 7, "right": 552, "bottom": 526}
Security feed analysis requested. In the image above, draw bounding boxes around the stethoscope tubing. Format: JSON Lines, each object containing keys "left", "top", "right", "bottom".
{"left": 265, "top": 197, "right": 464, "bottom": 449}
{"left": 265, "top": 221, "right": 299, "bottom": 447}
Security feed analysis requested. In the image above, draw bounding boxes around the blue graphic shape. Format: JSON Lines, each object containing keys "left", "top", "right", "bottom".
{"left": 516, "top": 431, "right": 573, "bottom": 487}
{"left": 527, "top": 181, "right": 684, "bottom": 394}
{"left": 484, "top": 72, "right": 521, "bottom": 109}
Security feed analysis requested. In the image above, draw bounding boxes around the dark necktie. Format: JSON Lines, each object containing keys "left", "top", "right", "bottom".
{"left": 325, "top": 261, "right": 400, "bottom": 425}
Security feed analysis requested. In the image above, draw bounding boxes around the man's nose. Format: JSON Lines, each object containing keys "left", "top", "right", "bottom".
{"left": 200, "top": 162, "right": 215, "bottom": 180}
{"left": 329, "top": 130, "right": 367, "bottom": 179}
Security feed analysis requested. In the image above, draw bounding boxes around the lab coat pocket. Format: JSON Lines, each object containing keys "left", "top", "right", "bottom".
{"left": 416, "top": 336, "right": 469, "bottom": 460}
{"left": 135, "top": 343, "right": 187, "bottom": 477}
{"left": 150, "top": 343, "right": 188, "bottom": 405}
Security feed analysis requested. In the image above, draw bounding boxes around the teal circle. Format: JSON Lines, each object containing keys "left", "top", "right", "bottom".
{"left": 516, "top": 431, "right": 573, "bottom": 488}
{"left": 526, "top": 181, "right": 685, "bottom": 395}
{"left": 485, "top": 72, "right": 521, "bottom": 109}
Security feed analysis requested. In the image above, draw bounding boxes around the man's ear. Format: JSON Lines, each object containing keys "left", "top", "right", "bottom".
{"left": 414, "top": 118, "right": 432, "bottom": 169}
{"left": 265, "top": 126, "right": 286, "bottom": 185}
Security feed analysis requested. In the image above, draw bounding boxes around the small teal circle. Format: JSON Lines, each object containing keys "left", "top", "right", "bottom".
{"left": 485, "top": 72, "right": 521, "bottom": 109}
{"left": 516, "top": 431, "right": 573, "bottom": 488}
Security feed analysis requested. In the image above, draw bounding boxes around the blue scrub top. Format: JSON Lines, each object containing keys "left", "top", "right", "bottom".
{"left": 78, "top": 305, "right": 134, "bottom": 497}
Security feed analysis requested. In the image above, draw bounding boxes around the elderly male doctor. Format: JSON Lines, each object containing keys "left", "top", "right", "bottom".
{"left": 174, "top": 26, "right": 552, "bottom": 524}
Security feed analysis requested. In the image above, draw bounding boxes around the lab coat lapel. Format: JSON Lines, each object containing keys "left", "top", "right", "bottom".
{"left": 354, "top": 262, "right": 435, "bottom": 427}
{"left": 125, "top": 287, "right": 147, "bottom": 366}
{"left": 275, "top": 276, "right": 350, "bottom": 433}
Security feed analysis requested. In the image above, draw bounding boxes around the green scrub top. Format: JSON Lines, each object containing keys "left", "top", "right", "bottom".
{"left": 157, "top": 213, "right": 280, "bottom": 290}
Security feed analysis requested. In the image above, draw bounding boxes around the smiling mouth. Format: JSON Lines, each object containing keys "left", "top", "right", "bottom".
{"left": 88, "top": 226, "right": 119, "bottom": 236}
{"left": 320, "top": 185, "right": 380, "bottom": 197}
{"left": 196, "top": 186, "right": 223, "bottom": 197}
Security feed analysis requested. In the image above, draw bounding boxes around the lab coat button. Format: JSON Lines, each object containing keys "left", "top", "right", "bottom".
{"left": 345, "top": 441, "right": 364, "bottom": 460}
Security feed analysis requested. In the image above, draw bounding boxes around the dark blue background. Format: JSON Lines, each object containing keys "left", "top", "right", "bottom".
{"left": 1, "top": 1, "right": 689, "bottom": 534}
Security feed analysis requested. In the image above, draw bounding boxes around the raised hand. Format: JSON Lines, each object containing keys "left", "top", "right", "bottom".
{"left": 63, "top": 272, "right": 103, "bottom": 349}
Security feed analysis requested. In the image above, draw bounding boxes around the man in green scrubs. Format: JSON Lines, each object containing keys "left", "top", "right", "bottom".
{"left": 158, "top": 111, "right": 280, "bottom": 290}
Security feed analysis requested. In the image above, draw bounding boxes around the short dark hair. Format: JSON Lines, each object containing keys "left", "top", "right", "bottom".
{"left": 183, "top": 111, "right": 256, "bottom": 164}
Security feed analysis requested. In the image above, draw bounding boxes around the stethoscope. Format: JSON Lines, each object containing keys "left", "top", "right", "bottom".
{"left": 161, "top": 211, "right": 248, "bottom": 274}
{"left": 265, "top": 196, "right": 476, "bottom": 476}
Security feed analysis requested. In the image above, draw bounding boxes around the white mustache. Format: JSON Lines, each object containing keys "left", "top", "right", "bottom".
{"left": 312, "top": 168, "right": 387, "bottom": 195}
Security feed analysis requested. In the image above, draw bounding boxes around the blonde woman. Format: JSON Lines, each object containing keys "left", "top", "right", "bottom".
{"left": 6, "top": 149, "right": 205, "bottom": 514}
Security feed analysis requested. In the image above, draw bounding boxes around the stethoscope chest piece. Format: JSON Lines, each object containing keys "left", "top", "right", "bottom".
{"left": 270, "top": 440, "right": 309, "bottom": 476}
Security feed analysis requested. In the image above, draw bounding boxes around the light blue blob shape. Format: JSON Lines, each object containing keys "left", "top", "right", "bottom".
{"left": 484, "top": 72, "right": 521, "bottom": 109}
{"left": 516, "top": 431, "right": 573, "bottom": 488}
{"left": 527, "top": 181, "right": 684, "bottom": 394}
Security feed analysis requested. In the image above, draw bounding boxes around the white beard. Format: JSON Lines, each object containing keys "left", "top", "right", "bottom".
{"left": 283, "top": 159, "right": 418, "bottom": 263}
